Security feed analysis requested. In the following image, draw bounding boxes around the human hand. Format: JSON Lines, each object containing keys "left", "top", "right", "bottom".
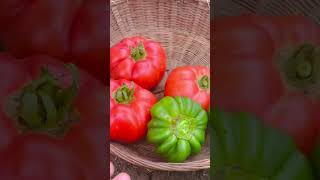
{"left": 110, "top": 162, "right": 131, "bottom": 180}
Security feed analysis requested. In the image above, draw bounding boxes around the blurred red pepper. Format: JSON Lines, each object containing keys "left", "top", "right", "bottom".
{"left": 213, "top": 15, "right": 320, "bottom": 155}
{"left": 0, "top": 53, "right": 107, "bottom": 179}
{"left": 0, "top": 0, "right": 107, "bottom": 83}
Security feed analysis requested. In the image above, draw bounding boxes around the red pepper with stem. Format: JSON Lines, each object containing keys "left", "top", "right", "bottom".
{"left": 110, "top": 37, "right": 167, "bottom": 90}
{"left": 165, "top": 66, "right": 210, "bottom": 110}
{"left": 0, "top": 53, "right": 107, "bottom": 179}
{"left": 0, "top": 0, "right": 107, "bottom": 83}
{"left": 110, "top": 79, "right": 157, "bottom": 143}
{"left": 213, "top": 15, "right": 320, "bottom": 155}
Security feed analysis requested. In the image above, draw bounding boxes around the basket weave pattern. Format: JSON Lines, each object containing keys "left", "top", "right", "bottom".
{"left": 110, "top": 0, "right": 210, "bottom": 171}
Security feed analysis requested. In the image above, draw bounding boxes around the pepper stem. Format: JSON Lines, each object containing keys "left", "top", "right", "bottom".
{"left": 173, "top": 115, "right": 194, "bottom": 140}
{"left": 113, "top": 83, "right": 135, "bottom": 104}
{"left": 131, "top": 42, "right": 147, "bottom": 61}
{"left": 277, "top": 43, "right": 320, "bottom": 94}
{"left": 198, "top": 75, "right": 210, "bottom": 90}
{"left": 5, "top": 64, "right": 79, "bottom": 138}
{"left": 296, "top": 60, "right": 312, "bottom": 79}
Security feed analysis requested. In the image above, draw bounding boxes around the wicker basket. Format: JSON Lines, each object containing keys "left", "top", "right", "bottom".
{"left": 110, "top": 0, "right": 210, "bottom": 171}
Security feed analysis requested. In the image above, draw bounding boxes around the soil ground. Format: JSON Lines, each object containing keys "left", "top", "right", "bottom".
{"left": 111, "top": 155, "right": 210, "bottom": 180}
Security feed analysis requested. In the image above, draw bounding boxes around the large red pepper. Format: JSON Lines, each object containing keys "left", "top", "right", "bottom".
{"left": 213, "top": 15, "right": 320, "bottom": 155}
{"left": 110, "top": 36, "right": 167, "bottom": 90}
{"left": 0, "top": 53, "right": 107, "bottom": 179}
{"left": 110, "top": 79, "right": 157, "bottom": 143}
{"left": 165, "top": 66, "right": 210, "bottom": 110}
{"left": 0, "top": 0, "right": 107, "bottom": 83}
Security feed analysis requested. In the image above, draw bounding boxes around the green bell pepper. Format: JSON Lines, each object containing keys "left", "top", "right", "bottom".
{"left": 312, "top": 138, "right": 320, "bottom": 178}
{"left": 147, "top": 96, "right": 208, "bottom": 163}
{"left": 211, "top": 109, "right": 314, "bottom": 180}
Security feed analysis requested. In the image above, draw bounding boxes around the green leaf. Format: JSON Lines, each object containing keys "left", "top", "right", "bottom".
{"left": 116, "top": 90, "right": 123, "bottom": 102}
{"left": 122, "top": 91, "right": 128, "bottom": 100}
{"left": 56, "top": 63, "right": 79, "bottom": 118}
{"left": 39, "top": 92, "right": 58, "bottom": 128}
{"left": 20, "top": 93, "right": 42, "bottom": 128}
{"left": 30, "top": 68, "right": 55, "bottom": 91}
{"left": 38, "top": 82, "right": 58, "bottom": 98}
{"left": 211, "top": 109, "right": 314, "bottom": 180}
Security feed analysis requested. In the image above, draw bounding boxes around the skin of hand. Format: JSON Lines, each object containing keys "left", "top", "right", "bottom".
{"left": 110, "top": 162, "right": 131, "bottom": 180}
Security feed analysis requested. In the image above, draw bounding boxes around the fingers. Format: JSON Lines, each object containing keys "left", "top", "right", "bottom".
{"left": 112, "top": 172, "right": 131, "bottom": 180}
{"left": 110, "top": 162, "right": 115, "bottom": 177}
{"left": 110, "top": 161, "right": 131, "bottom": 180}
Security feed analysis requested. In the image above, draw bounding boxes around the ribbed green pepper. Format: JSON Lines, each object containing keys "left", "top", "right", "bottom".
{"left": 312, "top": 138, "right": 320, "bottom": 178}
{"left": 211, "top": 109, "right": 314, "bottom": 180}
{"left": 147, "top": 96, "right": 208, "bottom": 162}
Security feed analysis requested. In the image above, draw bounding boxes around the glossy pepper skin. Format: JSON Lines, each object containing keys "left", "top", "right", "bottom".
{"left": 211, "top": 109, "right": 314, "bottom": 180}
{"left": 165, "top": 66, "right": 210, "bottom": 110}
{"left": 147, "top": 96, "right": 208, "bottom": 162}
{"left": 110, "top": 79, "right": 157, "bottom": 143}
{"left": 110, "top": 36, "right": 167, "bottom": 90}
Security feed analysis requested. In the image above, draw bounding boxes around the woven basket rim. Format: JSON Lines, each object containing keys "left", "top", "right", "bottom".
{"left": 111, "top": 0, "right": 210, "bottom": 3}
{"left": 110, "top": 0, "right": 211, "bottom": 9}
{"left": 110, "top": 143, "right": 210, "bottom": 171}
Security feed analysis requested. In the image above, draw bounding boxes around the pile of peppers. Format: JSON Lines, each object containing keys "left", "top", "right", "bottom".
{"left": 110, "top": 37, "right": 210, "bottom": 162}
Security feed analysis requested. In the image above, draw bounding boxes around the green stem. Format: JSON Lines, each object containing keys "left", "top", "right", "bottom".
{"left": 113, "top": 83, "right": 135, "bottom": 104}
{"left": 172, "top": 115, "right": 194, "bottom": 140}
{"left": 5, "top": 64, "right": 79, "bottom": 138}
{"left": 296, "top": 60, "right": 312, "bottom": 79}
{"left": 198, "top": 75, "right": 210, "bottom": 90}
{"left": 277, "top": 43, "right": 320, "bottom": 91}
{"left": 131, "top": 42, "right": 147, "bottom": 61}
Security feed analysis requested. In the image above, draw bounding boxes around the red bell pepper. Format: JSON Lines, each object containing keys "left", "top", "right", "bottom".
{"left": 110, "top": 36, "right": 167, "bottom": 90}
{"left": 165, "top": 66, "right": 210, "bottom": 110}
{"left": 213, "top": 15, "right": 320, "bottom": 155}
{"left": 0, "top": 53, "right": 107, "bottom": 179}
{"left": 0, "top": 0, "right": 107, "bottom": 83}
{"left": 110, "top": 79, "right": 157, "bottom": 143}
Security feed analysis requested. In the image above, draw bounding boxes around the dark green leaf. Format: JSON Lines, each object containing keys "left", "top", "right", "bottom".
{"left": 39, "top": 92, "right": 58, "bottom": 128}
{"left": 20, "top": 93, "right": 42, "bottom": 128}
